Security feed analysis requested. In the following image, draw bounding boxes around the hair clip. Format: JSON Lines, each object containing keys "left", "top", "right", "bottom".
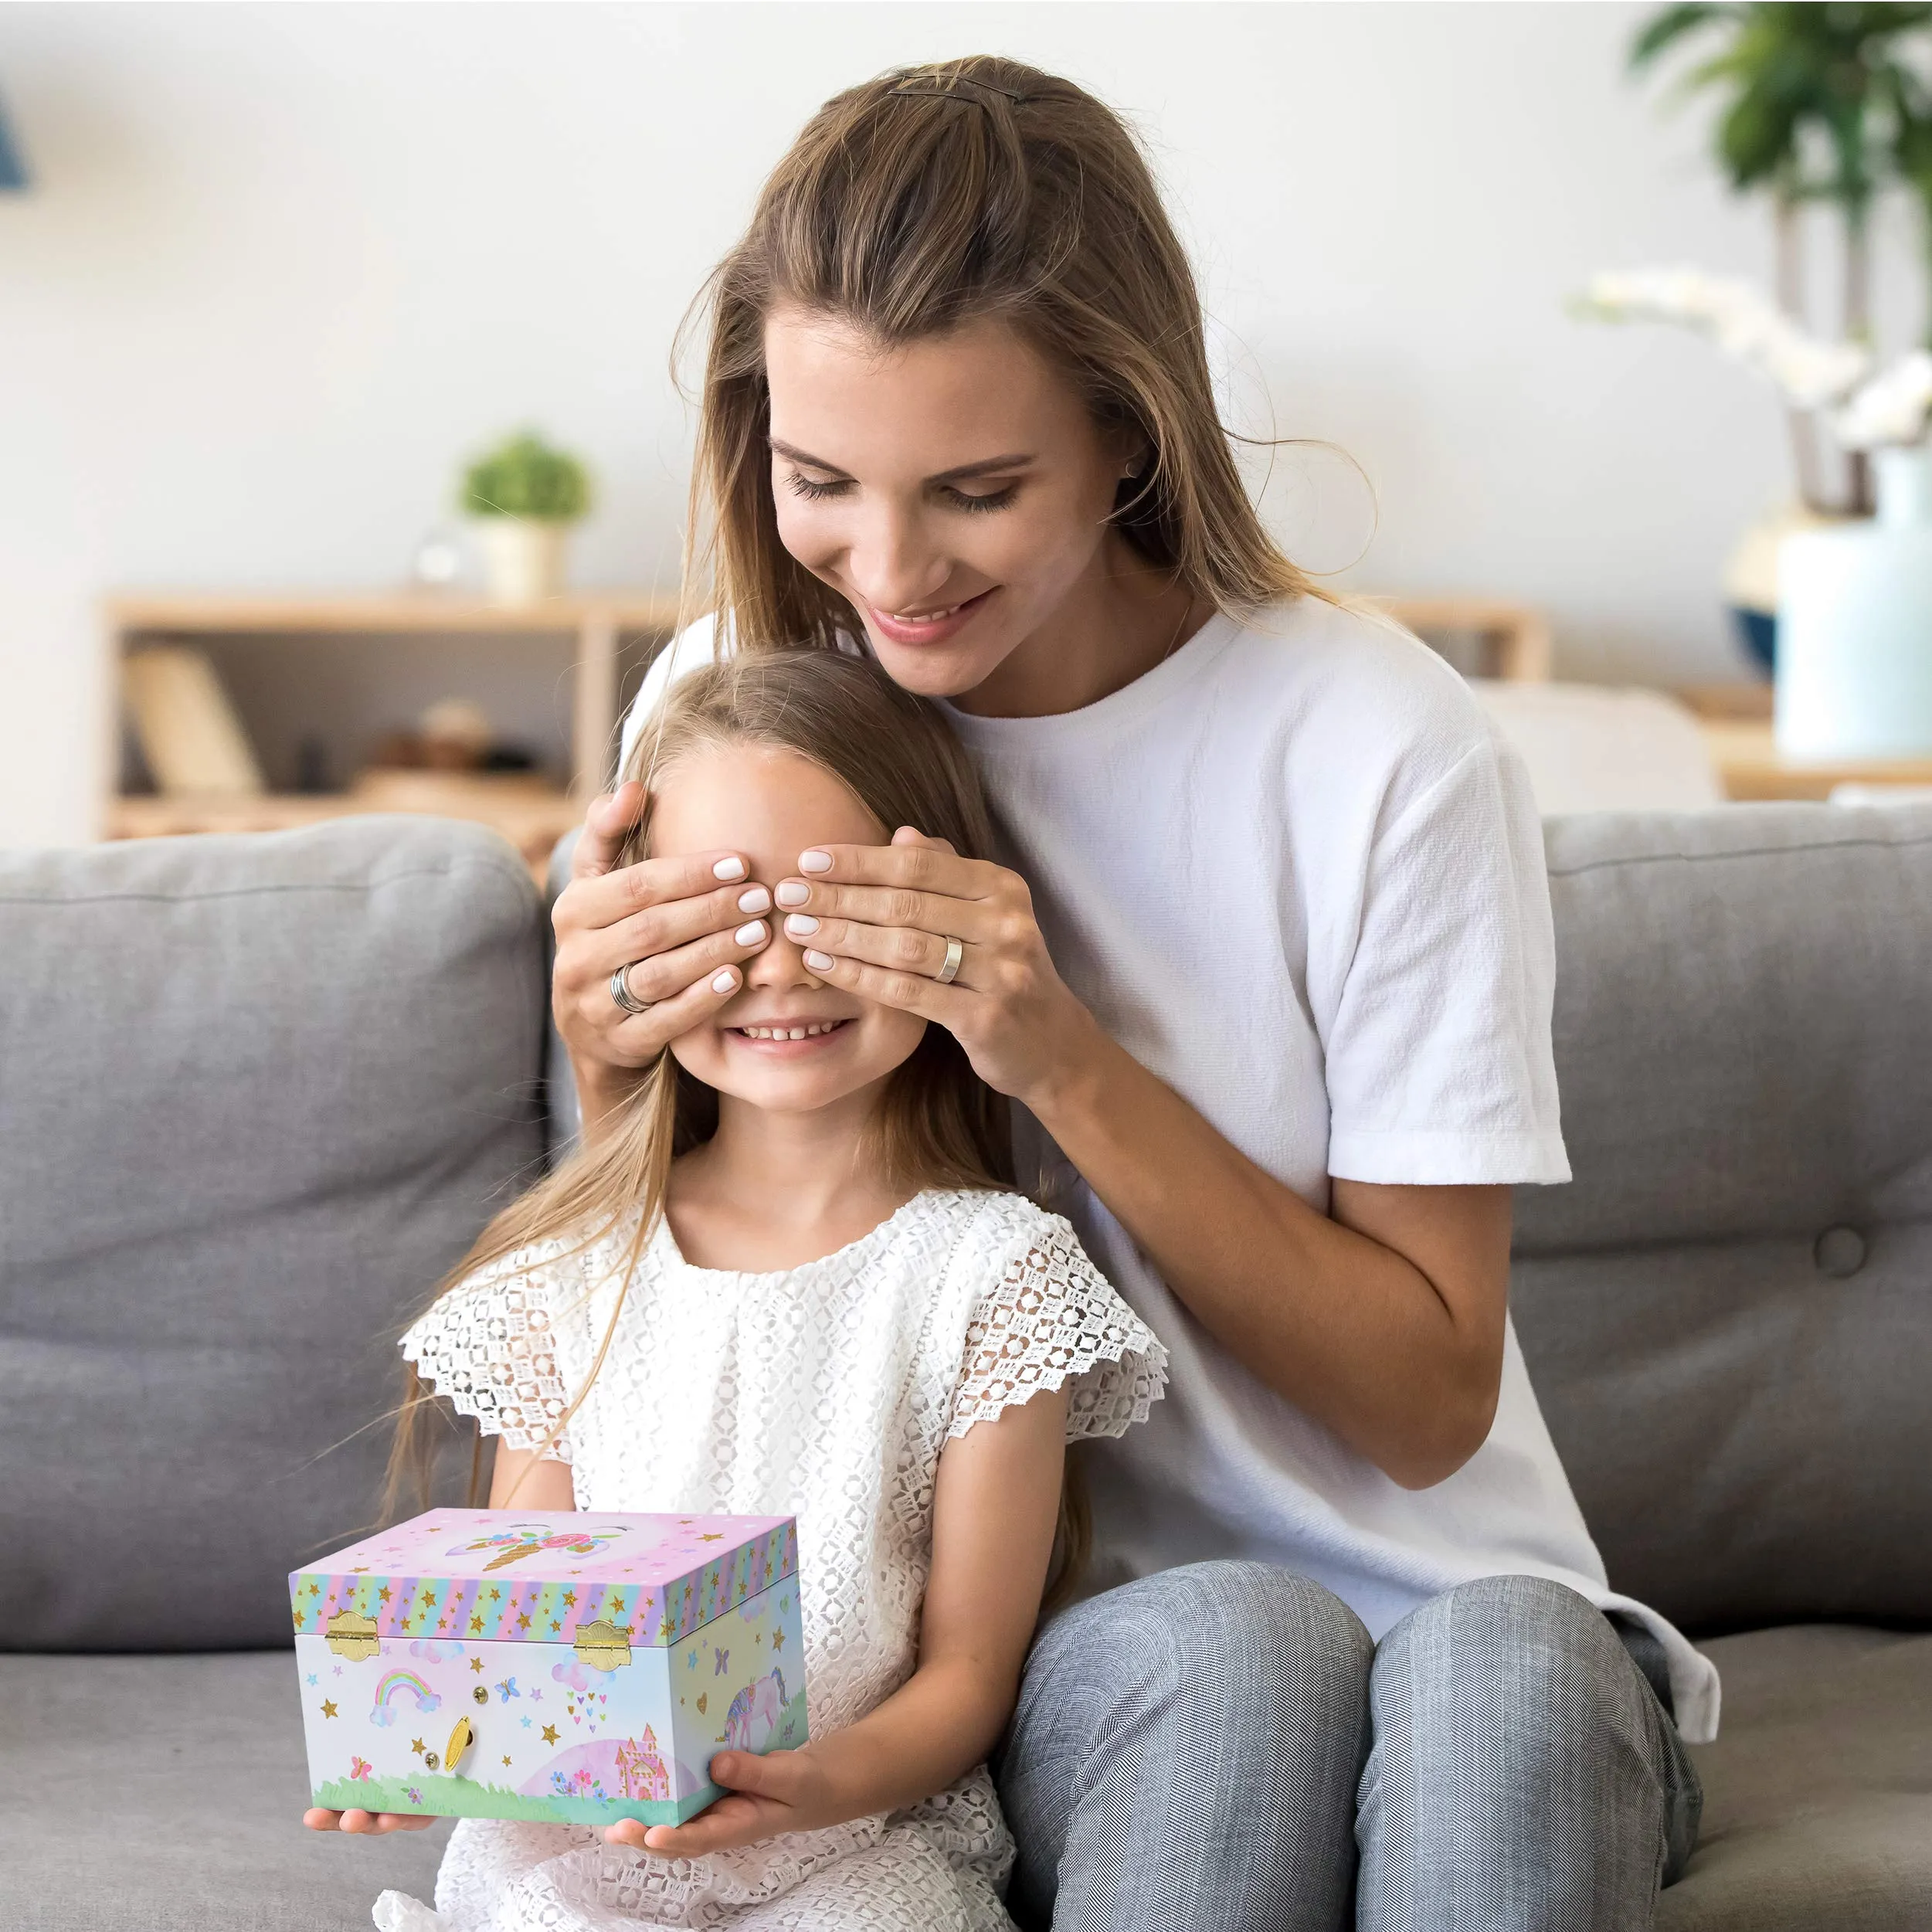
{"left": 888, "top": 76, "right": 1028, "bottom": 109}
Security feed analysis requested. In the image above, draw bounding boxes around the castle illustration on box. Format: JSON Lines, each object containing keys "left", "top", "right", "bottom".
{"left": 291, "top": 1510, "right": 807, "bottom": 1826}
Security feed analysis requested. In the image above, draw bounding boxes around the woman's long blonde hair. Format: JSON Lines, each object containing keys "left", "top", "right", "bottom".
{"left": 678, "top": 54, "right": 1330, "bottom": 648}
{"left": 385, "top": 652, "right": 1013, "bottom": 1519}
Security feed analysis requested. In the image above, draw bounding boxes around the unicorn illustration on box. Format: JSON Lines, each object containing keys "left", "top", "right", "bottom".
{"left": 721, "top": 1669, "right": 789, "bottom": 1752}
{"left": 451, "top": 1522, "right": 626, "bottom": 1573}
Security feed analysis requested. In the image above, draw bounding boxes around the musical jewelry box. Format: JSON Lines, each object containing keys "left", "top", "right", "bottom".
{"left": 291, "top": 1509, "right": 806, "bottom": 1827}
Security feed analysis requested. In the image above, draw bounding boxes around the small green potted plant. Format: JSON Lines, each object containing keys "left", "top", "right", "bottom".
{"left": 460, "top": 430, "right": 593, "bottom": 604}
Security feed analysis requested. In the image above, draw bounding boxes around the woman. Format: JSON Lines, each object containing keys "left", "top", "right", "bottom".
{"left": 552, "top": 57, "right": 1713, "bottom": 1932}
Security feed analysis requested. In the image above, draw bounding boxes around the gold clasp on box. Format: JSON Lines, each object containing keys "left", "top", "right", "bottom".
{"left": 572, "top": 1618, "right": 631, "bottom": 1671}
{"left": 324, "top": 1609, "right": 380, "bottom": 1662}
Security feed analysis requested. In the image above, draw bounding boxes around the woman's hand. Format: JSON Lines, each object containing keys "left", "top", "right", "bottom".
{"left": 772, "top": 828, "right": 1103, "bottom": 1109}
{"left": 600, "top": 1747, "right": 840, "bottom": 1859}
{"left": 552, "top": 783, "right": 776, "bottom": 1126}
{"left": 303, "top": 1808, "right": 434, "bottom": 1834}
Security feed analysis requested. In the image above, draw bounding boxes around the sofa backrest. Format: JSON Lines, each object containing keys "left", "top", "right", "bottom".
{"left": 1515, "top": 802, "right": 1932, "bottom": 1635}
{"left": 0, "top": 820, "right": 548, "bottom": 1651}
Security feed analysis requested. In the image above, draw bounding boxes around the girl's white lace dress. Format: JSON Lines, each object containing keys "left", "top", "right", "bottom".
{"left": 386, "top": 1186, "right": 1166, "bottom": 1932}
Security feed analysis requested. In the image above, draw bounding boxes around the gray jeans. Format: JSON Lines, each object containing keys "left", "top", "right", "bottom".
{"left": 993, "top": 1563, "right": 1702, "bottom": 1932}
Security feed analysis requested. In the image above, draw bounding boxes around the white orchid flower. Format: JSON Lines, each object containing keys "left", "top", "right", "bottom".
{"left": 1832, "top": 351, "right": 1932, "bottom": 450}
{"left": 1578, "top": 267, "right": 1869, "bottom": 411}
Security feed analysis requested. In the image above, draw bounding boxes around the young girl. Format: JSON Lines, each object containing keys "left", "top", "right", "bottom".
{"left": 314, "top": 649, "right": 1166, "bottom": 1932}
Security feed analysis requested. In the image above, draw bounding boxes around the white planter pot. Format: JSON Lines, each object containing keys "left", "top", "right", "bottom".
{"left": 1777, "top": 446, "right": 1932, "bottom": 759}
{"left": 476, "top": 520, "right": 571, "bottom": 606}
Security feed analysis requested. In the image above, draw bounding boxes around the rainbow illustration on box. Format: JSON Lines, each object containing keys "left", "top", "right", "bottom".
{"left": 292, "top": 1510, "right": 806, "bottom": 1827}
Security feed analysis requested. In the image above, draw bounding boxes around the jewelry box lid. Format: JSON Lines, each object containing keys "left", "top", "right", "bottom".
{"left": 290, "top": 1509, "right": 797, "bottom": 1659}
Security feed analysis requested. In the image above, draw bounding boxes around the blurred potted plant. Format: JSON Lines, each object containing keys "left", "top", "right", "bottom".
{"left": 460, "top": 431, "right": 593, "bottom": 604}
{"left": 1580, "top": 4, "right": 1932, "bottom": 736}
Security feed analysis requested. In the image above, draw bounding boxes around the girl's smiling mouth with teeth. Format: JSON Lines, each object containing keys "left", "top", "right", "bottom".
{"left": 729, "top": 1017, "right": 854, "bottom": 1042}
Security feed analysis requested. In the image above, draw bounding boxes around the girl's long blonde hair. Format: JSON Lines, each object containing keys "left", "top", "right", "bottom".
{"left": 678, "top": 53, "right": 1332, "bottom": 648}
{"left": 385, "top": 652, "right": 1013, "bottom": 1519}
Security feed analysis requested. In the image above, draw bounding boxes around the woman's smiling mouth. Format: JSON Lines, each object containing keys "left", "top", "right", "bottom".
{"left": 865, "top": 588, "right": 996, "bottom": 647}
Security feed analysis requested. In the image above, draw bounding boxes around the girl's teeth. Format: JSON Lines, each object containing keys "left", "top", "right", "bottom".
{"left": 739, "top": 1021, "right": 842, "bottom": 1040}
{"left": 888, "top": 602, "right": 962, "bottom": 622}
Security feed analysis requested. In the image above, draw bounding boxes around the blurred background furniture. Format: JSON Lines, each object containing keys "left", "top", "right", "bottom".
{"left": 1677, "top": 682, "right": 1932, "bottom": 800}
{"left": 105, "top": 593, "right": 678, "bottom": 875}
{"left": 1471, "top": 681, "right": 1723, "bottom": 816}
{"left": 2, "top": 806, "right": 1926, "bottom": 1930}
{"left": 1380, "top": 595, "right": 1554, "bottom": 682}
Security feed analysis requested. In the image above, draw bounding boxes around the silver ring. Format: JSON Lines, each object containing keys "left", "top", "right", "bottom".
{"left": 609, "top": 963, "right": 654, "bottom": 1015}
{"left": 934, "top": 936, "right": 964, "bottom": 986}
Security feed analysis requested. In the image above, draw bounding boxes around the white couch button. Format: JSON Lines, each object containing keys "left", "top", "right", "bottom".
{"left": 1813, "top": 1226, "right": 1867, "bottom": 1278}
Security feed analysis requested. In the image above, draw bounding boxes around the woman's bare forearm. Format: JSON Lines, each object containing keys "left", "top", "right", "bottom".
{"left": 1028, "top": 1017, "right": 1510, "bottom": 1486}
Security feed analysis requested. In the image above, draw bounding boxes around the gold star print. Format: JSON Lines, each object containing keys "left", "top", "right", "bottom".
{"left": 549, "top": 1620, "right": 561, "bottom": 1634}
{"left": 755, "top": 1632, "right": 763, "bottom": 1645}
{"left": 410, "top": 1738, "right": 426, "bottom": 1757}
{"left": 542, "top": 1724, "right": 559, "bottom": 1745}
{"left": 321, "top": 1700, "right": 338, "bottom": 1719}
{"left": 470, "top": 1657, "right": 486, "bottom": 1674}
{"left": 502, "top": 1755, "right": 513, "bottom": 1768}
{"left": 772, "top": 1629, "right": 786, "bottom": 1652}
{"left": 378, "top": 1586, "right": 392, "bottom": 1604}
{"left": 488, "top": 1587, "right": 501, "bottom": 1602}
{"left": 469, "top": 1616, "right": 484, "bottom": 1634}
{"left": 307, "top": 1582, "right": 321, "bottom": 1598}
{"left": 609, "top": 1597, "right": 625, "bottom": 1615}
{"left": 562, "top": 1590, "right": 576, "bottom": 1607}
{"left": 700, "top": 1533, "right": 723, "bottom": 1543}
{"left": 516, "top": 1613, "right": 531, "bottom": 1632}
{"left": 352, "top": 1566, "right": 369, "bottom": 1574}
{"left": 422, "top": 1592, "right": 437, "bottom": 1608}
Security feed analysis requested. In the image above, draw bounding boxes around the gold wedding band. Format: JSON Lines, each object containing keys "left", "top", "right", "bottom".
{"left": 935, "top": 936, "right": 964, "bottom": 986}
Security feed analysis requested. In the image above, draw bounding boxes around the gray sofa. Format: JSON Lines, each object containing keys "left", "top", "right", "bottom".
{"left": 2, "top": 806, "right": 1927, "bottom": 1930}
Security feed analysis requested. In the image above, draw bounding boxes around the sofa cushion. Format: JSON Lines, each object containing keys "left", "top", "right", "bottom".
{"left": 1658, "top": 1625, "right": 1932, "bottom": 1930}
{"left": 0, "top": 820, "right": 548, "bottom": 1651}
{"left": 1514, "top": 804, "right": 1932, "bottom": 1633}
{"left": 0, "top": 1650, "right": 450, "bottom": 1930}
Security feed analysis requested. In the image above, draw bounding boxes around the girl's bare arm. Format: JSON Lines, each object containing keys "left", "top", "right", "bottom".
{"left": 610, "top": 1384, "right": 1069, "bottom": 1859}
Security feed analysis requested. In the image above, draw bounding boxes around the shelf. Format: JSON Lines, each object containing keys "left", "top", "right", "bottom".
{"left": 105, "top": 589, "right": 680, "bottom": 824}
{"left": 1677, "top": 684, "right": 1932, "bottom": 798}
{"left": 108, "top": 590, "right": 680, "bottom": 635}
{"left": 1694, "top": 720, "right": 1932, "bottom": 801}
{"left": 109, "top": 779, "right": 584, "bottom": 881}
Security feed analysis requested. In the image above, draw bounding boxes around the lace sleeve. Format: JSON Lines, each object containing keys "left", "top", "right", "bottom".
{"left": 949, "top": 1212, "right": 1168, "bottom": 1442}
{"left": 399, "top": 1240, "right": 578, "bottom": 1462}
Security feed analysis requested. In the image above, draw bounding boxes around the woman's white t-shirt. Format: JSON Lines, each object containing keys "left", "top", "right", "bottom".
{"left": 620, "top": 599, "right": 1720, "bottom": 1741}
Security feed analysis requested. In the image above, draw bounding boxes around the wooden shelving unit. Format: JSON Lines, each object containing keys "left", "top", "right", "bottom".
{"left": 105, "top": 591, "right": 679, "bottom": 874}
{"left": 1377, "top": 596, "right": 1553, "bottom": 682}
{"left": 1677, "top": 682, "right": 1932, "bottom": 800}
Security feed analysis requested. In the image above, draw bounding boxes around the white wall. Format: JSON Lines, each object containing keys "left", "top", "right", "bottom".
{"left": 0, "top": 2, "right": 1801, "bottom": 845}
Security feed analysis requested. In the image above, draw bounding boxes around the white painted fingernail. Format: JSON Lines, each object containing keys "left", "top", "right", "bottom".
{"left": 734, "top": 920, "right": 767, "bottom": 946}
{"left": 800, "top": 850, "right": 832, "bottom": 874}
{"left": 736, "top": 886, "right": 771, "bottom": 914}
{"left": 803, "top": 949, "right": 834, "bottom": 973}
{"left": 713, "top": 857, "right": 746, "bottom": 881}
{"left": 783, "top": 913, "right": 819, "bottom": 938}
{"left": 711, "top": 969, "right": 739, "bottom": 993}
{"left": 774, "top": 881, "right": 810, "bottom": 908}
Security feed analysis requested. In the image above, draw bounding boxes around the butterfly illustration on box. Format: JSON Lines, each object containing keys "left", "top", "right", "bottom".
{"left": 451, "top": 1523, "right": 626, "bottom": 1572}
